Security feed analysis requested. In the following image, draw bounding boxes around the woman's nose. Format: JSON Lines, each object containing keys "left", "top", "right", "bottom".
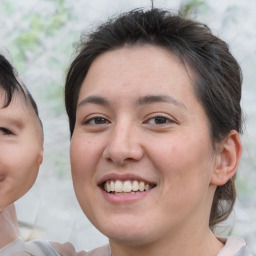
{"left": 103, "top": 122, "right": 144, "bottom": 165}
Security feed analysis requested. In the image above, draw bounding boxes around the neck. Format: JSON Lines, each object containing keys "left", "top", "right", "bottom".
{"left": 0, "top": 204, "right": 20, "bottom": 248}
{"left": 110, "top": 227, "right": 224, "bottom": 256}
{"left": 110, "top": 186, "right": 223, "bottom": 256}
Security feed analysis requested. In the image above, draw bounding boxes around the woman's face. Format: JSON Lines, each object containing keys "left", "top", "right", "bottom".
{"left": 70, "top": 45, "right": 219, "bottom": 245}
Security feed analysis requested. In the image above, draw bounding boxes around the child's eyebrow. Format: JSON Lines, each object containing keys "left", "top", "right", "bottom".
{"left": 0, "top": 115, "right": 24, "bottom": 129}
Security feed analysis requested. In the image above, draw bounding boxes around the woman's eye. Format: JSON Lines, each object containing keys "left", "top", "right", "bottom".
{"left": 84, "top": 117, "right": 109, "bottom": 125}
{"left": 0, "top": 127, "right": 13, "bottom": 135}
{"left": 147, "top": 116, "right": 172, "bottom": 125}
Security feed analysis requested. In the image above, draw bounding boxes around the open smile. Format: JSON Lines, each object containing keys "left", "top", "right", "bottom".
{"left": 101, "top": 179, "right": 156, "bottom": 194}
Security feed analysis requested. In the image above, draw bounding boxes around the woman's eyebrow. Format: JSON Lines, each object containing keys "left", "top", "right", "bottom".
{"left": 136, "top": 95, "right": 187, "bottom": 110}
{"left": 77, "top": 96, "right": 110, "bottom": 108}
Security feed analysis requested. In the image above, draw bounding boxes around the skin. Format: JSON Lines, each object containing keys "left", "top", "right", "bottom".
{"left": 70, "top": 45, "right": 241, "bottom": 256}
{"left": 0, "top": 88, "right": 78, "bottom": 255}
{"left": 0, "top": 204, "right": 19, "bottom": 248}
{"left": 0, "top": 90, "right": 43, "bottom": 212}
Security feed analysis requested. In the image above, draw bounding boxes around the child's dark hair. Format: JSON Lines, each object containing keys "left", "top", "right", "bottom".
{"left": 0, "top": 54, "right": 40, "bottom": 118}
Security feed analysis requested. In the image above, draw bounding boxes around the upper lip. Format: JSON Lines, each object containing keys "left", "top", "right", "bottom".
{"left": 97, "top": 173, "right": 156, "bottom": 186}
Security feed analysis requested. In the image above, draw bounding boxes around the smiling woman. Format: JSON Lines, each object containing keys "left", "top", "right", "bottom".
{"left": 64, "top": 8, "right": 254, "bottom": 256}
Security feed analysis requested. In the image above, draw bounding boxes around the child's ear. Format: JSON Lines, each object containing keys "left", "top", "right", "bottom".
{"left": 38, "top": 149, "right": 43, "bottom": 165}
{"left": 211, "top": 130, "right": 242, "bottom": 186}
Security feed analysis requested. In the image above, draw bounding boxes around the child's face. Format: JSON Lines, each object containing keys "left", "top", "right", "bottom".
{"left": 0, "top": 91, "right": 43, "bottom": 211}
{"left": 70, "top": 45, "right": 220, "bottom": 245}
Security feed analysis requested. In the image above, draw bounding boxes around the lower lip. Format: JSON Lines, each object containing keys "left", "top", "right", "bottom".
{"left": 100, "top": 187, "right": 154, "bottom": 204}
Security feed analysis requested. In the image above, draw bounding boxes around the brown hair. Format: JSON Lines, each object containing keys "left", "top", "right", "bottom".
{"left": 65, "top": 8, "right": 243, "bottom": 229}
{"left": 0, "top": 54, "right": 42, "bottom": 123}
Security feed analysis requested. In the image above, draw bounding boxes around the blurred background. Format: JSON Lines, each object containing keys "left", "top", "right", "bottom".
{"left": 0, "top": 0, "right": 255, "bottom": 252}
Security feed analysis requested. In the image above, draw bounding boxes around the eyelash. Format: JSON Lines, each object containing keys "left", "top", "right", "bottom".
{"left": 0, "top": 127, "right": 13, "bottom": 135}
{"left": 82, "top": 114, "right": 174, "bottom": 127}
{"left": 83, "top": 116, "right": 110, "bottom": 125}
{"left": 145, "top": 115, "right": 174, "bottom": 125}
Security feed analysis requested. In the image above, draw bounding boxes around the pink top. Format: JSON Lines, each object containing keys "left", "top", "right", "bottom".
{"left": 85, "top": 237, "right": 254, "bottom": 256}
{"left": 0, "top": 236, "right": 254, "bottom": 256}
{"left": 217, "top": 236, "right": 254, "bottom": 256}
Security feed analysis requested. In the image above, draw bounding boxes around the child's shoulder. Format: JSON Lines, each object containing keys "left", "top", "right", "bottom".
{"left": 51, "top": 241, "right": 87, "bottom": 256}
{"left": 217, "top": 236, "right": 255, "bottom": 256}
{"left": 0, "top": 237, "right": 90, "bottom": 256}
{"left": 86, "top": 244, "right": 111, "bottom": 256}
{"left": 51, "top": 242, "right": 111, "bottom": 256}
{"left": 0, "top": 237, "right": 59, "bottom": 256}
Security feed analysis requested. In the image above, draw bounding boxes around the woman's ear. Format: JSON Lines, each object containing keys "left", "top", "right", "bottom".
{"left": 211, "top": 130, "right": 242, "bottom": 186}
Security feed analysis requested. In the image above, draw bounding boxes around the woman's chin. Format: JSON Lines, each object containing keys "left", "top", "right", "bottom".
{"left": 97, "top": 220, "right": 154, "bottom": 246}
{"left": 107, "top": 231, "right": 150, "bottom": 246}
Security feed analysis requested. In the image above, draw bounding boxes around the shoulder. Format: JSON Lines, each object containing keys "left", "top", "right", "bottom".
{"left": 217, "top": 236, "right": 255, "bottom": 256}
{"left": 51, "top": 243, "right": 111, "bottom": 256}
{"left": 0, "top": 238, "right": 22, "bottom": 255}
{"left": 0, "top": 238, "right": 60, "bottom": 256}
{"left": 51, "top": 241, "right": 87, "bottom": 256}
{"left": 86, "top": 244, "right": 111, "bottom": 256}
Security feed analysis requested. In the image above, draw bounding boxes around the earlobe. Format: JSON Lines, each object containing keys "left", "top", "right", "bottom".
{"left": 210, "top": 130, "right": 242, "bottom": 186}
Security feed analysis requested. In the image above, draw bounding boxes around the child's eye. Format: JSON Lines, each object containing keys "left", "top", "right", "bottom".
{"left": 0, "top": 127, "right": 13, "bottom": 135}
{"left": 84, "top": 117, "right": 110, "bottom": 125}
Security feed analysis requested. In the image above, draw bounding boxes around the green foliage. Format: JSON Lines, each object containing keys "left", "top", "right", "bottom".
{"left": 0, "top": 1, "right": 12, "bottom": 15}
{"left": 4, "top": 0, "right": 72, "bottom": 71}
{"left": 46, "top": 151, "right": 70, "bottom": 178}
{"left": 179, "top": 0, "right": 207, "bottom": 18}
{"left": 0, "top": 0, "right": 78, "bottom": 119}
{"left": 40, "top": 81, "right": 65, "bottom": 116}
{"left": 14, "top": 26, "right": 41, "bottom": 63}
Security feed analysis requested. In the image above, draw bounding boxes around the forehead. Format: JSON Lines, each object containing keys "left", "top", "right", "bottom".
{"left": 79, "top": 45, "right": 196, "bottom": 102}
{"left": 0, "top": 88, "right": 24, "bottom": 107}
{"left": 0, "top": 90, "right": 38, "bottom": 123}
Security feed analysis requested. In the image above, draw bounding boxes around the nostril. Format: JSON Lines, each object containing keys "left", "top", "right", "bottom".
{"left": 102, "top": 127, "right": 144, "bottom": 165}
{"left": 103, "top": 145, "right": 144, "bottom": 165}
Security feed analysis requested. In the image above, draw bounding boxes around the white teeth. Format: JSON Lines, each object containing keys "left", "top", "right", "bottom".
{"left": 103, "top": 180, "right": 154, "bottom": 193}
{"left": 132, "top": 180, "right": 139, "bottom": 191}
{"left": 105, "top": 180, "right": 115, "bottom": 193}
{"left": 104, "top": 182, "right": 109, "bottom": 192}
{"left": 123, "top": 181, "right": 132, "bottom": 192}
{"left": 115, "top": 180, "right": 122, "bottom": 192}
{"left": 139, "top": 181, "right": 144, "bottom": 192}
{"left": 110, "top": 180, "right": 115, "bottom": 191}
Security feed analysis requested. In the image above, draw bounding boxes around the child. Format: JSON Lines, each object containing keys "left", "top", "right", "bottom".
{"left": 0, "top": 54, "right": 79, "bottom": 256}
